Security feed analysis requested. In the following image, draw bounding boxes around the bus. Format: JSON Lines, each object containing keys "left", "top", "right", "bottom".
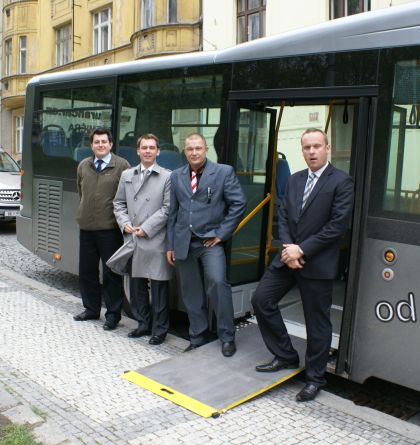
{"left": 17, "top": 3, "right": 420, "bottom": 392}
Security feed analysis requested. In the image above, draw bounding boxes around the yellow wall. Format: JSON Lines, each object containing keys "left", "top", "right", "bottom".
{"left": 1, "top": 0, "right": 201, "bottom": 158}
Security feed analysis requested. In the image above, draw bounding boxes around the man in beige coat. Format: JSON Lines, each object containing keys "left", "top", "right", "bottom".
{"left": 113, "top": 134, "right": 172, "bottom": 345}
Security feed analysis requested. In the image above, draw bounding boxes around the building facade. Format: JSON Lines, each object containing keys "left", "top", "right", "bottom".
{"left": 1, "top": 0, "right": 201, "bottom": 160}
{"left": 1, "top": 0, "right": 418, "bottom": 160}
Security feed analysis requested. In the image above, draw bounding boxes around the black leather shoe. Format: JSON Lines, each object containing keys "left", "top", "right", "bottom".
{"left": 296, "top": 384, "right": 320, "bottom": 402}
{"left": 255, "top": 357, "right": 300, "bottom": 372}
{"left": 103, "top": 321, "right": 118, "bottom": 331}
{"left": 221, "top": 341, "right": 236, "bottom": 357}
{"left": 73, "top": 311, "right": 100, "bottom": 321}
{"left": 183, "top": 343, "right": 205, "bottom": 352}
{"left": 127, "top": 328, "right": 150, "bottom": 338}
{"left": 149, "top": 334, "right": 166, "bottom": 345}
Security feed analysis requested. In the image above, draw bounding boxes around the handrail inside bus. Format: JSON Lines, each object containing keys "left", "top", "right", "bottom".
{"left": 264, "top": 101, "right": 285, "bottom": 266}
{"left": 233, "top": 193, "right": 272, "bottom": 236}
{"left": 325, "top": 99, "right": 334, "bottom": 134}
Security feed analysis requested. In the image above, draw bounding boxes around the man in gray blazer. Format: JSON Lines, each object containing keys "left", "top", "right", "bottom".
{"left": 167, "top": 133, "right": 246, "bottom": 357}
{"left": 114, "top": 134, "right": 172, "bottom": 345}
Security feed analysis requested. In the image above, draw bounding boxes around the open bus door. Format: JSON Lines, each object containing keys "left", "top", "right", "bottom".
{"left": 224, "top": 93, "right": 374, "bottom": 378}
{"left": 225, "top": 103, "right": 278, "bottom": 314}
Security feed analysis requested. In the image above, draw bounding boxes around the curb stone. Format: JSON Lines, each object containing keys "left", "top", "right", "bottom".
{"left": 0, "top": 390, "right": 81, "bottom": 445}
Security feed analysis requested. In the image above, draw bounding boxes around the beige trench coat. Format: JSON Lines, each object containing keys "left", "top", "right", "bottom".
{"left": 113, "top": 163, "right": 172, "bottom": 281}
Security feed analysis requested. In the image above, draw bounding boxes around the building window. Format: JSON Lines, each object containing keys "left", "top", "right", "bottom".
{"left": 5, "top": 39, "right": 12, "bottom": 76}
{"left": 93, "top": 8, "right": 112, "bottom": 54}
{"left": 330, "top": 0, "right": 370, "bottom": 19}
{"left": 237, "top": 0, "right": 266, "bottom": 44}
{"left": 141, "top": 0, "right": 155, "bottom": 29}
{"left": 168, "top": 0, "right": 177, "bottom": 23}
{"left": 19, "top": 36, "right": 27, "bottom": 74}
{"left": 56, "top": 25, "right": 71, "bottom": 66}
{"left": 16, "top": 115, "right": 24, "bottom": 154}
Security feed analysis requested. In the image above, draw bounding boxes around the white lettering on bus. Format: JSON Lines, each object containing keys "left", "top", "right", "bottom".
{"left": 375, "top": 292, "right": 417, "bottom": 323}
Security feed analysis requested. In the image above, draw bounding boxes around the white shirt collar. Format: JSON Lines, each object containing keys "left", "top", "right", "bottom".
{"left": 94, "top": 152, "right": 112, "bottom": 165}
{"left": 308, "top": 161, "right": 329, "bottom": 178}
{"left": 140, "top": 163, "right": 155, "bottom": 173}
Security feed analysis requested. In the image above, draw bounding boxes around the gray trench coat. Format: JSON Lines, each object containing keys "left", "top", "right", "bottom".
{"left": 112, "top": 163, "right": 172, "bottom": 281}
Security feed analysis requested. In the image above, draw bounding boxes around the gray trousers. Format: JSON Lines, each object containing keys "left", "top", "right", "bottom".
{"left": 176, "top": 238, "right": 235, "bottom": 344}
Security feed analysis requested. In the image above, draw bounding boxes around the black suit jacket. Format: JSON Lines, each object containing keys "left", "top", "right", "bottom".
{"left": 278, "top": 163, "right": 354, "bottom": 280}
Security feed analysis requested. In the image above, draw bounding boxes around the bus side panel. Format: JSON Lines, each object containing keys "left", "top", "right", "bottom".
{"left": 32, "top": 177, "right": 79, "bottom": 275}
{"left": 349, "top": 238, "right": 420, "bottom": 391}
{"left": 16, "top": 84, "right": 36, "bottom": 252}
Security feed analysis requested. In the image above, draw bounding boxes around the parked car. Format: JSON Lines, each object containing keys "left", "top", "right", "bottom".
{"left": 0, "top": 148, "right": 21, "bottom": 221}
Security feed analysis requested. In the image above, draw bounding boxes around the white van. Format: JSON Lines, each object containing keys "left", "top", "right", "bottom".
{"left": 0, "top": 149, "right": 21, "bottom": 221}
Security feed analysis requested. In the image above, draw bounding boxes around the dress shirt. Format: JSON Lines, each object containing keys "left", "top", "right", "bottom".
{"left": 94, "top": 153, "right": 112, "bottom": 171}
{"left": 308, "top": 161, "right": 329, "bottom": 186}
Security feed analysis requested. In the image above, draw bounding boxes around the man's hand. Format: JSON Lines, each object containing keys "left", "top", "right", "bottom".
{"left": 285, "top": 259, "right": 304, "bottom": 269}
{"left": 281, "top": 244, "right": 303, "bottom": 263}
{"left": 203, "top": 237, "right": 222, "bottom": 248}
{"left": 166, "top": 250, "right": 175, "bottom": 266}
{"left": 124, "top": 223, "right": 135, "bottom": 233}
{"left": 134, "top": 227, "right": 146, "bottom": 238}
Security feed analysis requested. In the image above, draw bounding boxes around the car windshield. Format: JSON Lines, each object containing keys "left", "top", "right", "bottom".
{"left": 0, "top": 151, "right": 20, "bottom": 172}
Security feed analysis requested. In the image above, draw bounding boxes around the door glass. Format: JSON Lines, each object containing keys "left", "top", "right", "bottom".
{"left": 229, "top": 109, "right": 272, "bottom": 285}
{"left": 382, "top": 61, "right": 420, "bottom": 216}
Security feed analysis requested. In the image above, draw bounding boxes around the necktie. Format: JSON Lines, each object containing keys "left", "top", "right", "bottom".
{"left": 191, "top": 171, "right": 197, "bottom": 194}
{"left": 140, "top": 169, "right": 147, "bottom": 185}
{"left": 301, "top": 172, "right": 316, "bottom": 208}
{"left": 96, "top": 159, "right": 103, "bottom": 172}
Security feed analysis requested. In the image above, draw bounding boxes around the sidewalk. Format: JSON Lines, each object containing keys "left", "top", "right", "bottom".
{"left": 0, "top": 268, "right": 419, "bottom": 445}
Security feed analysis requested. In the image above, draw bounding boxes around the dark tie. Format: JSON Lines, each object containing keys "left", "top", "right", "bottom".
{"left": 96, "top": 159, "right": 103, "bottom": 172}
{"left": 191, "top": 171, "right": 197, "bottom": 194}
{"left": 302, "top": 172, "right": 316, "bottom": 208}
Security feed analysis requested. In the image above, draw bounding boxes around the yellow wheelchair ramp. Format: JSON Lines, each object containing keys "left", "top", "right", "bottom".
{"left": 123, "top": 324, "right": 305, "bottom": 418}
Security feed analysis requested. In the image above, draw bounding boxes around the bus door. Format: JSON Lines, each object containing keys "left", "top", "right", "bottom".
{"left": 225, "top": 103, "right": 277, "bottom": 317}
{"left": 226, "top": 94, "right": 373, "bottom": 376}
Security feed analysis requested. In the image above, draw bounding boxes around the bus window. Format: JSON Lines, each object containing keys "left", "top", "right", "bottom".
{"left": 384, "top": 60, "right": 420, "bottom": 215}
{"left": 117, "top": 74, "right": 223, "bottom": 168}
{"left": 34, "top": 84, "right": 113, "bottom": 178}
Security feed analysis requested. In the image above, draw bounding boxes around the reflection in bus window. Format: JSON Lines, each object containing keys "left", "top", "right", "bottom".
{"left": 384, "top": 61, "right": 420, "bottom": 215}
{"left": 117, "top": 74, "right": 223, "bottom": 168}
{"left": 38, "top": 86, "right": 113, "bottom": 158}
{"left": 32, "top": 84, "right": 113, "bottom": 178}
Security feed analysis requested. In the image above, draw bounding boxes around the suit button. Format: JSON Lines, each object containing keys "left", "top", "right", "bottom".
{"left": 134, "top": 198, "right": 137, "bottom": 201}
{"left": 146, "top": 198, "right": 150, "bottom": 201}
{"left": 189, "top": 224, "right": 193, "bottom": 228}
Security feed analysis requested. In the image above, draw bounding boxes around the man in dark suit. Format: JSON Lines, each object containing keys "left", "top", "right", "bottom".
{"left": 167, "top": 133, "right": 246, "bottom": 357}
{"left": 252, "top": 128, "right": 354, "bottom": 401}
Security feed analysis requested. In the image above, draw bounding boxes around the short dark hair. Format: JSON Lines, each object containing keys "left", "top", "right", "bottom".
{"left": 90, "top": 128, "right": 113, "bottom": 144}
{"left": 136, "top": 133, "right": 160, "bottom": 148}
{"left": 301, "top": 128, "right": 329, "bottom": 145}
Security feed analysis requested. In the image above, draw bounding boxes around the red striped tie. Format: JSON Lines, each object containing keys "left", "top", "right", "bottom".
{"left": 191, "top": 171, "right": 197, "bottom": 194}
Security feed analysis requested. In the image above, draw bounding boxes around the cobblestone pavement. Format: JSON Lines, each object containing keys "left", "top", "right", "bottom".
{"left": 1, "top": 226, "right": 420, "bottom": 444}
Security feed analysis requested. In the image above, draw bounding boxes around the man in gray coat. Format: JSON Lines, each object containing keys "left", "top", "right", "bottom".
{"left": 167, "top": 133, "right": 246, "bottom": 357}
{"left": 114, "top": 134, "right": 172, "bottom": 345}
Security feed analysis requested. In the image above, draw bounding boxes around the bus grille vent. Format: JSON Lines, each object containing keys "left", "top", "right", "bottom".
{"left": 35, "top": 181, "right": 62, "bottom": 253}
